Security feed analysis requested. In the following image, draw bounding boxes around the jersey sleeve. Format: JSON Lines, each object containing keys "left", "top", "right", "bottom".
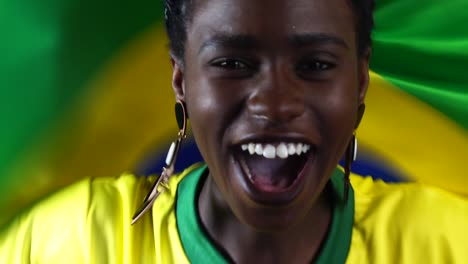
{"left": 0, "top": 179, "right": 93, "bottom": 263}
{"left": 350, "top": 175, "right": 468, "bottom": 264}
{"left": 0, "top": 173, "right": 157, "bottom": 264}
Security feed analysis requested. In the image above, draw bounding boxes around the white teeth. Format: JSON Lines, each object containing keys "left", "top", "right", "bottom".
{"left": 296, "top": 143, "right": 303, "bottom": 155}
{"left": 276, "top": 143, "right": 288, "bottom": 159}
{"left": 255, "top": 144, "right": 263, "bottom": 155}
{"left": 240, "top": 142, "right": 311, "bottom": 159}
{"left": 248, "top": 143, "right": 255, "bottom": 155}
{"left": 287, "top": 143, "right": 296, "bottom": 155}
{"left": 263, "top": 144, "right": 276, "bottom": 159}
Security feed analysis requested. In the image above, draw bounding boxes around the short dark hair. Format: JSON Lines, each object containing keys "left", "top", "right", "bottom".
{"left": 164, "top": 0, "right": 374, "bottom": 61}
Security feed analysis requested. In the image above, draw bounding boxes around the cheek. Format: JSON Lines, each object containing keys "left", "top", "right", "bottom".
{"left": 183, "top": 73, "right": 243, "bottom": 162}
{"left": 185, "top": 78, "right": 218, "bottom": 120}
{"left": 323, "top": 94, "right": 357, "bottom": 148}
{"left": 323, "top": 90, "right": 358, "bottom": 128}
{"left": 185, "top": 72, "right": 246, "bottom": 133}
{"left": 310, "top": 75, "right": 359, "bottom": 159}
{"left": 184, "top": 77, "right": 220, "bottom": 152}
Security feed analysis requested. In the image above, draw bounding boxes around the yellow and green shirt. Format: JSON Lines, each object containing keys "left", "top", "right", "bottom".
{"left": 1, "top": 164, "right": 467, "bottom": 263}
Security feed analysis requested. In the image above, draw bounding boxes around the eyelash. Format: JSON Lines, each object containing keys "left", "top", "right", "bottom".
{"left": 209, "top": 57, "right": 257, "bottom": 79}
{"left": 209, "top": 57, "right": 336, "bottom": 79}
{"left": 210, "top": 58, "right": 252, "bottom": 70}
{"left": 296, "top": 59, "right": 335, "bottom": 72}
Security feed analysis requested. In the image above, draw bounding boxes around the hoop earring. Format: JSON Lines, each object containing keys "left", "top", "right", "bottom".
{"left": 344, "top": 134, "right": 357, "bottom": 203}
{"left": 132, "top": 100, "right": 188, "bottom": 224}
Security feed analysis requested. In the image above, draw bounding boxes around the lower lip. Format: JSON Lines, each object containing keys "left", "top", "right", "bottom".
{"left": 233, "top": 153, "right": 314, "bottom": 206}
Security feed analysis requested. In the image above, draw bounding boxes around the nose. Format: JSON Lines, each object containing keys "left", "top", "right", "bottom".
{"left": 247, "top": 68, "right": 304, "bottom": 125}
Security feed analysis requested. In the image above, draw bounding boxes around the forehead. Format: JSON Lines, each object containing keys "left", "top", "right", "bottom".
{"left": 188, "top": 0, "right": 356, "bottom": 49}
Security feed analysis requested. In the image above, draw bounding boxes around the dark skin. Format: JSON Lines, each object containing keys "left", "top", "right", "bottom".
{"left": 171, "top": 0, "right": 370, "bottom": 263}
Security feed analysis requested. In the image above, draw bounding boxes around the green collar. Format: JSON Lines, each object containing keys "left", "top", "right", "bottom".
{"left": 176, "top": 164, "right": 354, "bottom": 264}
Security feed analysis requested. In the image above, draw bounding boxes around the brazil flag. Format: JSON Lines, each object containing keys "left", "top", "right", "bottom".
{"left": 0, "top": 0, "right": 467, "bottom": 226}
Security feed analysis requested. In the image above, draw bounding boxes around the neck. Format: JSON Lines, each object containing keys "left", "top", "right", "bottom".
{"left": 198, "top": 175, "right": 333, "bottom": 264}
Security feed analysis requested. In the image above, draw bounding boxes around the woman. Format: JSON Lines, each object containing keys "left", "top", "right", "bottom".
{"left": 1, "top": 0, "right": 467, "bottom": 263}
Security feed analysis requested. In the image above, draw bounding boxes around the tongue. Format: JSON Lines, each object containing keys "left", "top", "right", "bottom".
{"left": 243, "top": 154, "right": 305, "bottom": 191}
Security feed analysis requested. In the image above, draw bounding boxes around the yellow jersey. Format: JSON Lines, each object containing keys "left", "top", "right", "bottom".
{"left": 1, "top": 164, "right": 467, "bottom": 263}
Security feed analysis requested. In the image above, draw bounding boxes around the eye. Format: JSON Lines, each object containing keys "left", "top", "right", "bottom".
{"left": 208, "top": 57, "right": 257, "bottom": 78}
{"left": 211, "top": 58, "right": 249, "bottom": 70}
{"left": 296, "top": 60, "right": 335, "bottom": 72}
{"left": 295, "top": 58, "right": 336, "bottom": 80}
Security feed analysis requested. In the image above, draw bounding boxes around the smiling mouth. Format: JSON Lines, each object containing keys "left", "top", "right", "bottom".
{"left": 234, "top": 142, "right": 314, "bottom": 195}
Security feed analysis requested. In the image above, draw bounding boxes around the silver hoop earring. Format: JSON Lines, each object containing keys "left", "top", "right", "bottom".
{"left": 352, "top": 135, "right": 358, "bottom": 162}
{"left": 132, "top": 100, "right": 187, "bottom": 224}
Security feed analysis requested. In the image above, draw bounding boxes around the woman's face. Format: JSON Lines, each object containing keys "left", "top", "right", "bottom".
{"left": 172, "top": 0, "right": 369, "bottom": 229}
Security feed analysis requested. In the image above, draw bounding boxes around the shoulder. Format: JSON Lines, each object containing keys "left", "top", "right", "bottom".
{"left": 350, "top": 174, "right": 468, "bottom": 224}
{"left": 30, "top": 173, "right": 152, "bottom": 227}
{"left": 349, "top": 174, "right": 468, "bottom": 263}
{"left": 0, "top": 174, "right": 155, "bottom": 262}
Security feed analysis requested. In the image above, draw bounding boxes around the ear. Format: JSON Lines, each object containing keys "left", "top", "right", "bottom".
{"left": 355, "top": 48, "right": 371, "bottom": 129}
{"left": 171, "top": 56, "right": 185, "bottom": 101}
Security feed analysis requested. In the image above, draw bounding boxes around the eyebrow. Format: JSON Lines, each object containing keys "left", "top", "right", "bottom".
{"left": 198, "top": 34, "right": 258, "bottom": 54}
{"left": 198, "top": 32, "right": 349, "bottom": 54}
{"left": 289, "top": 33, "right": 349, "bottom": 50}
